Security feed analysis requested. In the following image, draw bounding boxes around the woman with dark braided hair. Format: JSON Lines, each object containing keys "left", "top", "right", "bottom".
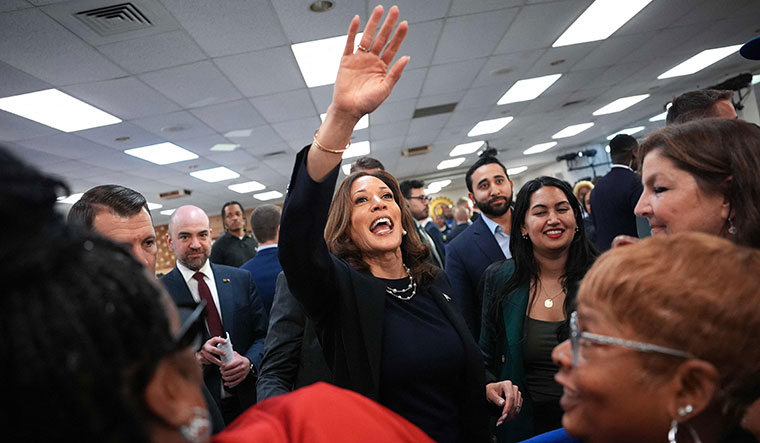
{"left": 1, "top": 147, "right": 210, "bottom": 442}
{"left": 479, "top": 176, "right": 598, "bottom": 442}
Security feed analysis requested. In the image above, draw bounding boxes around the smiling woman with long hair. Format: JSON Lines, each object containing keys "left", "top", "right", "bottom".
{"left": 480, "top": 176, "right": 598, "bottom": 442}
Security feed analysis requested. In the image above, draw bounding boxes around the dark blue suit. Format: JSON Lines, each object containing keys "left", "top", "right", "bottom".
{"left": 240, "top": 246, "right": 282, "bottom": 314}
{"left": 424, "top": 220, "right": 447, "bottom": 267}
{"left": 161, "top": 263, "right": 268, "bottom": 420}
{"left": 445, "top": 216, "right": 506, "bottom": 339}
{"left": 589, "top": 166, "right": 642, "bottom": 251}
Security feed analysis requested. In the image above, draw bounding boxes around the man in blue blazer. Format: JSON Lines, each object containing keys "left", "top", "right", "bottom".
{"left": 162, "top": 205, "right": 268, "bottom": 425}
{"left": 446, "top": 155, "right": 514, "bottom": 340}
{"left": 240, "top": 204, "right": 282, "bottom": 314}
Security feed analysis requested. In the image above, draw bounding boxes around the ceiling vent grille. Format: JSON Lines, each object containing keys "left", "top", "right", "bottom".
{"left": 401, "top": 145, "right": 431, "bottom": 157}
{"left": 158, "top": 189, "right": 192, "bottom": 200}
{"left": 75, "top": 3, "right": 153, "bottom": 37}
{"left": 412, "top": 103, "right": 457, "bottom": 119}
{"left": 262, "top": 150, "right": 288, "bottom": 158}
{"left": 562, "top": 99, "right": 585, "bottom": 107}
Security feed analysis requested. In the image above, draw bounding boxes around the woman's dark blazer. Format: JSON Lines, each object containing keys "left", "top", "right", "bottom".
{"left": 279, "top": 147, "right": 490, "bottom": 441}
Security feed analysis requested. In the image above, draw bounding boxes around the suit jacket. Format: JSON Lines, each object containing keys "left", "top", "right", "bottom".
{"left": 589, "top": 166, "right": 643, "bottom": 251}
{"left": 240, "top": 246, "right": 282, "bottom": 314}
{"left": 445, "top": 215, "right": 506, "bottom": 339}
{"left": 161, "top": 263, "right": 269, "bottom": 407}
{"left": 424, "top": 220, "right": 447, "bottom": 266}
{"left": 256, "top": 272, "right": 331, "bottom": 401}
{"left": 279, "top": 147, "right": 490, "bottom": 442}
{"left": 446, "top": 221, "right": 470, "bottom": 243}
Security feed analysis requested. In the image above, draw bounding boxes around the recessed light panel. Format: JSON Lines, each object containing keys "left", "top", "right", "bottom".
{"left": 56, "top": 193, "right": 84, "bottom": 204}
{"left": 190, "top": 167, "right": 240, "bottom": 183}
{"left": 342, "top": 141, "right": 370, "bottom": 160}
{"left": 607, "top": 126, "right": 645, "bottom": 140}
{"left": 552, "top": 0, "right": 653, "bottom": 47}
{"left": 657, "top": 45, "right": 742, "bottom": 79}
{"left": 227, "top": 181, "right": 266, "bottom": 193}
{"left": 341, "top": 164, "right": 352, "bottom": 175}
{"left": 497, "top": 74, "right": 562, "bottom": 105}
{"left": 449, "top": 141, "right": 484, "bottom": 157}
{"left": 649, "top": 112, "right": 667, "bottom": 122}
{"left": 254, "top": 190, "right": 284, "bottom": 201}
{"left": 210, "top": 143, "right": 240, "bottom": 152}
{"left": 124, "top": 142, "right": 199, "bottom": 165}
{"left": 592, "top": 94, "right": 649, "bottom": 116}
{"left": 467, "top": 117, "right": 513, "bottom": 137}
{"left": 292, "top": 32, "right": 363, "bottom": 88}
{"left": 552, "top": 122, "right": 594, "bottom": 139}
{"left": 147, "top": 202, "right": 163, "bottom": 210}
{"left": 160, "top": 209, "right": 176, "bottom": 216}
{"left": 523, "top": 142, "right": 558, "bottom": 155}
{"left": 0, "top": 89, "right": 121, "bottom": 132}
{"left": 507, "top": 166, "right": 528, "bottom": 175}
{"left": 437, "top": 158, "right": 466, "bottom": 170}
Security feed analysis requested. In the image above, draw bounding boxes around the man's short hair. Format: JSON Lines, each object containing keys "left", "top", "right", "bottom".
{"left": 68, "top": 185, "right": 150, "bottom": 229}
{"left": 221, "top": 201, "right": 245, "bottom": 230}
{"left": 399, "top": 179, "right": 425, "bottom": 199}
{"left": 465, "top": 156, "right": 508, "bottom": 193}
{"left": 666, "top": 89, "right": 734, "bottom": 125}
{"left": 608, "top": 134, "right": 639, "bottom": 164}
{"left": 250, "top": 205, "right": 281, "bottom": 243}
{"left": 350, "top": 156, "right": 385, "bottom": 174}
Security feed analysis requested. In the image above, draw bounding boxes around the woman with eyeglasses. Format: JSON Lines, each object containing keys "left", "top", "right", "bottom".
{"left": 479, "top": 177, "right": 598, "bottom": 442}
{"left": 544, "top": 232, "right": 760, "bottom": 443}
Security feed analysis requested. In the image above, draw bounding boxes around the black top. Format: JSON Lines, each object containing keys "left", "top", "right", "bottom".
{"left": 210, "top": 231, "right": 258, "bottom": 267}
{"left": 522, "top": 318, "right": 563, "bottom": 403}
{"left": 589, "top": 166, "right": 643, "bottom": 251}
{"left": 380, "top": 277, "right": 465, "bottom": 443}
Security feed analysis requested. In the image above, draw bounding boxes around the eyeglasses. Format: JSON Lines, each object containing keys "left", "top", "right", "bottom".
{"left": 569, "top": 311, "right": 695, "bottom": 367}
{"left": 173, "top": 300, "right": 207, "bottom": 352}
{"left": 407, "top": 195, "right": 431, "bottom": 202}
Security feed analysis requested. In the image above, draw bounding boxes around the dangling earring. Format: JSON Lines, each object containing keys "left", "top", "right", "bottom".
{"left": 668, "top": 405, "right": 700, "bottom": 443}
{"left": 574, "top": 226, "right": 579, "bottom": 233}
{"left": 728, "top": 217, "right": 737, "bottom": 235}
{"left": 179, "top": 407, "right": 211, "bottom": 443}
{"left": 522, "top": 233, "right": 528, "bottom": 240}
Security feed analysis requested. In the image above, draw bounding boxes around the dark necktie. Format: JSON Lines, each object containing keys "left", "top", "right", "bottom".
{"left": 192, "top": 272, "right": 225, "bottom": 337}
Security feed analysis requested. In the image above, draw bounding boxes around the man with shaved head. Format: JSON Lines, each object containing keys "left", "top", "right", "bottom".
{"left": 161, "top": 205, "right": 268, "bottom": 425}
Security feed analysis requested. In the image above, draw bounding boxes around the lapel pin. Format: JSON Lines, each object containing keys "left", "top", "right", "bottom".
{"left": 223, "top": 278, "right": 231, "bottom": 283}
{"left": 442, "top": 293, "right": 451, "bottom": 302}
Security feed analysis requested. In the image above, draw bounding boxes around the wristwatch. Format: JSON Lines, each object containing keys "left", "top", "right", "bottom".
{"left": 249, "top": 362, "right": 257, "bottom": 377}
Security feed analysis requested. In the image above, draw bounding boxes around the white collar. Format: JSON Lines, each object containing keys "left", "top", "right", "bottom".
{"left": 611, "top": 164, "right": 634, "bottom": 172}
{"left": 176, "top": 259, "right": 213, "bottom": 284}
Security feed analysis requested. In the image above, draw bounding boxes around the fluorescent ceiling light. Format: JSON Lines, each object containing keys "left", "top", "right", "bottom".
{"left": 592, "top": 94, "right": 649, "bottom": 116}
{"left": 341, "top": 164, "right": 352, "bottom": 175}
{"left": 523, "top": 142, "right": 558, "bottom": 155}
{"left": 497, "top": 74, "right": 562, "bottom": 104}
{"left": 321, "top": 112, "right": 369, "bottom": 130}
{"left": 553, "top": 0, "right": 653, "bottom": 47}
{"left": 467, "top": 117, "right": 513, "bottom": 137}
{"left": 507, "top": 166, "right": 528, "bottom": 175}
{"left": 552, "top": 122, "right": 594, "bottom": 139}
{"left": 753, "top": 74, "right": 760, "bottom": 85}
{"left": 657, "top": 45, "right": 742, "bottom": 79}
{"left": 225, "top": 129, "right": 253, "bottom": 138}
{"left": 124, "top": 142, "right": 199, "bottom": 165}
{"left": 449, "top": 141, "right": 484, "bottom": 157}
{"left": 607, "top": 126, "right": 645, "bottom": 140}
{"left": 254, "top": 190, "right": 284, "bottom": 201}
{"left": 56, "top": 193, "right": 84, "bottom": 205}
{"left": 437, "top": 158, "right": 466, "bottom": 170}
{"left": 210, "top": 143, "right": 240, "bottom": 152}
{"left": 292, "top": 32, "right": 363, "bottom": 88}
{"left": 649, "top": 111, "right": 667, "bottom": 122}
{"left": 227, "top": 181, "right": 266, "bottom": 193}
{"left": 190, "top": 167, "right": 240, "bottom": 183}
{"left": 342, "top": 141, "right": 370, "bottom": 160}
{"left": 147, "top": 202, "right": 163, "bottom": 210}
{"left": 428, "top": 179, "right": 451, "bottom": 189}
{"left": 160, "top": 209, "right": 176, "bottom": 216}
{"left": 0, "top": 89, "right": 121, "bottom": 132}
{"left": 605, "top": 145, "right": 611, "bottom": 153}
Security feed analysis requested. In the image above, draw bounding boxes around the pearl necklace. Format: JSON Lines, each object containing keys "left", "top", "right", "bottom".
{"left": 385, "top": 265, "right": 417, "bottom": 301}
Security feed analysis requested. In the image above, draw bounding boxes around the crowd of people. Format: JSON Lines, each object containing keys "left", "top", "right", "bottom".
{"left": 4, "top": 5, "right": 760, "bottom": 443}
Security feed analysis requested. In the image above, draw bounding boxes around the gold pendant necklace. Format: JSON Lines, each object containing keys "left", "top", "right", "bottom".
{"left": 541, "top": 284, "right": 564, "bottom": 309}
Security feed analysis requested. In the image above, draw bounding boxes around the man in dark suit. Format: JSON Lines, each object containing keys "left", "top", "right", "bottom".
{"left": 590, "top": 134, "right": 643, "bottom": 251}
{"left": 256, "top": 272, "right": 331, "bottom": 401}
{"left": 445, "top": 155, "right": 513, "bottom": 339}
{"left": 446, "top": 200, "right": 472, "bottom": 243}
{"left": 399, "top": 179, "right": 445, "bottom": 268}
{"left": 240, "top": 204, "right": 282, "bottom": 314}
{"left": 162, "top": 205, "right": 268, "bottom": 425}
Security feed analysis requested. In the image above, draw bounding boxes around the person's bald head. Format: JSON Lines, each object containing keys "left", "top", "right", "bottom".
{"left": 166, "top": 206, "right": 213, "bottom": 271}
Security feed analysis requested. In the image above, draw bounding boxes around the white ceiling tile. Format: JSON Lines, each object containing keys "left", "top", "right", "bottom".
{"left": 131, "top": 111, "right": 215, "bottom": 142}
{"left": 80, "top": 150, "right": 155, "bottom": 172}
{"left": 139, "top": 60, "right": 242, "bottom": 108}
{"left": 0, "top": 109, "right": 58, "bottom": 141}
{"left": 2, "top": 142, "right": 65, "bottom": 167}
{"left": 75, "top": 122, "right": 165, "bottom": 150}
{"left": 571, "top": 33, "right": 649, "bottom": 71}
{"left": 18, "top": 133, "right": 110, "bottom": 159}
{"left": 308, "top": 84, "right": 334, "bottom": 113}
{"left": 370, "top": 99, "right": 416, "bottom": 125}
{"left": 272, "top": 117, "right": 322, "bottom": 146}
{"left": 0, "top": 9, "right": 125, "bottom": 85}
{"left": 390, "top": 0, "right": 450, "bottom": 23}
{"left": 0, "top": 0, "right": 32, "bottom": 12}
{"left": 433, "top": 8, "right": 519, "bottom": 64}
{"left": 160, "top": 0, "right": 288, "bottom": 57}
{"left": 450, "top": 0, "right": 524, "bottom": 16}
{"left": 62, "top": 77, "right": 180, "bottom": 120}
{"left": 370, "top": 121, "right": 410, "bottom": 140}
{"left": 215, "top": 46, "right": 305, "bottom": 97}
{"left": 471, "top": 50, "right": 545, "bottom": 87}
{"left": 97, "top": 31, "right": 207, "bottom": 74}
{"left": 401, "top": 19, "right": 444, "bottom": 70}
{"left": 386, "top": 68, "right": 426, "bottom": 103}
{"left": 417, "top": 91, "right": 468, "bottom": 109}
{"left": 493, "top": 1, "right": 588, "bottom": 54}
{"left": 250, "top": 89, "right": 316, "bottom": 123}
{"left": 421, "top": 58, "right": 486, "bottom": 96}
{"left": 273, "top": 0, "right": 364, "bottom": 43}
{"left": 190, "top": 99, "right": 266, "bottom": 133}
{"left": 227, "top": 125, "right": 285, "bottom": 153}
{"left": 0, "top": 60, "right": 51, "bottom": 97}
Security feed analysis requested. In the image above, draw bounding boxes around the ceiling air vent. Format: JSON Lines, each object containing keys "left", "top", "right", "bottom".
{"left": 262, "top": 150, "right": 288, "bottom": 158}
{"left": 562, "top": 99, "right": 585, "bottom": 107}
{"left": 158, "top": 189, "right": 192, "bottom": 200}
{"left": 74, "top": 3, "right": 153, "bottom": 37}
{"left": 412, "top": 103, "right": 457, "bottom": 119}
{"left": 401, "top": 145, "right": 431, "bottom": 157}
